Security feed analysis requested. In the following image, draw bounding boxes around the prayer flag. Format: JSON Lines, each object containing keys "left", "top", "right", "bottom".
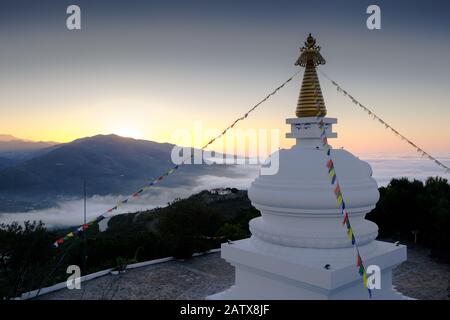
{"left": 342, "top": 212, "right": 349, "bottom": 226}
{"left": 326, "top": 159, "right": 333, "bottom": 168}
{"left": 328, "top": 169, "right": 335, "bottom": 179}
{"left": 336, "top": 194, "right": 343, "bottom": 205}
{"left": 359, "top": 265, "right": 365, "bottom": 276}
{"left": 357, "top": 254, "right": 362, "bottom": 267}
{"left": 334, "top": 184, "right": 340, "bottom": 194}
{"left": 347, "top": 227, "right": 353, "bottom": 241}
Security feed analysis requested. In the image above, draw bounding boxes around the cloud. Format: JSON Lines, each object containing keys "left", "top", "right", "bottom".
{"left": 0, "top": 165, "right": 259, "bottom": 228}
{"left": 1, "top": 154, "right": 449, "bottom": 228}
{"left": 360, "top": 153, "right": 450, "bottom": 187}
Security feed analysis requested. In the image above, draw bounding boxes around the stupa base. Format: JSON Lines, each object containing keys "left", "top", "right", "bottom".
{"left": 208, "top": 238, "right": 408, "bottom": 300}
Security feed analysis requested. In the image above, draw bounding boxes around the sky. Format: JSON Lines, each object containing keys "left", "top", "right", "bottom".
{"left": 1, "top": 0, "right": 450, "bottom": 156}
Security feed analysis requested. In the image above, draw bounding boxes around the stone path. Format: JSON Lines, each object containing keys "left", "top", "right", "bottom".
{"left": 38, "top": 245, "right": 450, "bottom": 300}
{"left": 39, "top": 252, "right": 234, "bottom": 300}
{"left": 392, "top": 245, "right": 450, "bottom": 300}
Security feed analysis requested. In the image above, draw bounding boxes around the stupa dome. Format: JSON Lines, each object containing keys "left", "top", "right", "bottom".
{"left": 248, "top": 144, "right": 380, "bottom": 248}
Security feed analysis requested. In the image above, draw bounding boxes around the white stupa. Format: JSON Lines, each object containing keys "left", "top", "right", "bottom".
{"left": 209, "top": 35, "right": 407, "bottom": 300}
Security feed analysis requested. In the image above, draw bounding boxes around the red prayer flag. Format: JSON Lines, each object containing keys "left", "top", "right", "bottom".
{"left": 342, "top": 212, "right": 348, "bottom": 226}
{"left": 326, "top": 159, "right": 333, "bottom": 168}
{"left": 334, "top": 184, "right": 340, "bottom": 194}
{"left": 357, "top": 254, "right": 362, "bottom": 267}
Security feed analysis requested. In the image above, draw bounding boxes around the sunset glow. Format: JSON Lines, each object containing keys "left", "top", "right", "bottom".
{"left": 1, "top": 1, "right": 449, "bottom": 157}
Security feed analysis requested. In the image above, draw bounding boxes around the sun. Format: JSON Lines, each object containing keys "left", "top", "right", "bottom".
{"left": 114, "top": 126, "right": 143, "bottom": 139}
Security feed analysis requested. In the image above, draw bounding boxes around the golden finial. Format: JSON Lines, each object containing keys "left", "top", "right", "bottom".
{"left": 295, "top": 34, "right": 327, "bottom": 117}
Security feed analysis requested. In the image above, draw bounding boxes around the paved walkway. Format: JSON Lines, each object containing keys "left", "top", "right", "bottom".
{"left": 39, "top": 252, "right": 234, "bottom": 300}
{"left": 392, "top": 244, "right": 450, "bottom": 300}
{"left": 38, "top": 245, "right": 450, "bottom": 300}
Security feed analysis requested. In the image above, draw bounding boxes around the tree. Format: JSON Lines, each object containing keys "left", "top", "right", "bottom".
{"left": 0, "top": 221, "right": 56, "bottom": 299}
{"left": 157, "top": 199, "right": 223, "bottom": 259}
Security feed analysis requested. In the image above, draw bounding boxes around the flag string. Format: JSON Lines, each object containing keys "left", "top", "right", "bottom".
{"left": 313, "top": 73, "right": 372, "bottom": 298}
{"left": 318, "top": 69, "right": 450, "bottom": 174}
{"left": 53, "top": 70, "right": 301, "bottom": 247}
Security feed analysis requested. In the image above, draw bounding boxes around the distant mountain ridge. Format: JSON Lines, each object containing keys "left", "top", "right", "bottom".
{"left": 0, "top": 134, "right": 20, "bottom": 141}
{"left": 0, "top": 133, "right": 58, "bottom": 145}
{"left": 0, "top": 134, "right": 59, "bottom": 162}
{"left": 0, "top": 134, "right": 235, "bottom": 212}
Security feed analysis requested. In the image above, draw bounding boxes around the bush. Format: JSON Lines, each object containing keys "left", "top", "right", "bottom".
{"left": 0, "top": 221, "right": 57, "bottom": 298}
{"left": 367, "top": 177, "right": 450, "bottom": 261}
{"left": 216, "top": 223, "right": 247, "bottom": 241}
{"left": 157, "top": 199, "right": 224, "bottom": 259}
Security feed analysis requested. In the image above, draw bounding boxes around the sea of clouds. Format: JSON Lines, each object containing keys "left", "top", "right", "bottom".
{"left": 0, "top": 154, "right": 449, "bottom": 228}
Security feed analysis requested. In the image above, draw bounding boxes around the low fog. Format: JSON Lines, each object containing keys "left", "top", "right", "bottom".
{"left": 0, "top": 155, "right": 449, "bottom": 228}
{"left": 0, "top": 165, "right": 260, "bottom": 228}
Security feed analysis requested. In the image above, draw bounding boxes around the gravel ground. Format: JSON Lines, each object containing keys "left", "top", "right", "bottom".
{"left": 37, "top": 244, "right": 450, "bottom": 300}
{"left": 38, "top": 252, "right": 235, "bottom": 300}
{"left": 392, "top": 244, "right": 450, "bottom": 300}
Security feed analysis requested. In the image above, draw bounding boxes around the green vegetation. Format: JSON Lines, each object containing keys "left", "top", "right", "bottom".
{"left": 0, "top": 189, "right": 259, "bottom": 299}
{"left": 1, "top": 179, "right": 449, "bottom": 299}
{"left": 367, "top": 177, "right": 450, "bottom": 261}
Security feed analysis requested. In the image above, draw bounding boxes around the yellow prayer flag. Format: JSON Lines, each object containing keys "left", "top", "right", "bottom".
{"left": 347, "top": 228, "right": 353, "bottom": 241}
{"left": 328, "top": 169, "right": 335, "bottom": 178}
{"left": 336, "top": 194, "right": 343, "bottom": 205}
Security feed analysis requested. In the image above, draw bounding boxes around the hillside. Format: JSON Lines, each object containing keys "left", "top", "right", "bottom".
{"left": 0, "top": 157, "right": 17, "bottom": 170}
{"left": 0, "top": 134, "right": 58, "bottom": 161}
{"left": 0, "top": 135, "right": 237, "bottom": 210}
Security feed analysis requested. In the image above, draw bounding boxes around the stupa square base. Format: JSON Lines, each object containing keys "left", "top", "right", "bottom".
{"left": 208, "top": 238, "right": 407, "bottom": 300}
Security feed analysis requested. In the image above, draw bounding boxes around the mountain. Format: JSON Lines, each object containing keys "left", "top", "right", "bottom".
{"left": 0, "top": 157, "right": 18, "bottom": 170}
{"left": 0, "top": 134, "right": 21, "bottom": 141}
{"left": 0, "top": 134, "right": 235, "bottom": 210}
{"left": 0, "top": 134, "right": 59, "bottom": 161}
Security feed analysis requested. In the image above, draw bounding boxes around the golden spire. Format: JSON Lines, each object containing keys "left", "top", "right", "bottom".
{"left": 295, "top": 34, "right": 327, "bottom": 118}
